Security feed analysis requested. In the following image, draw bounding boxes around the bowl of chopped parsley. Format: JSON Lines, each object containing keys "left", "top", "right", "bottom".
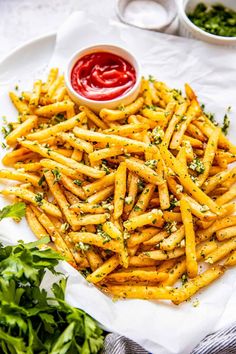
{"left": 178, "top": 0, "right": 236, "bottom": 45}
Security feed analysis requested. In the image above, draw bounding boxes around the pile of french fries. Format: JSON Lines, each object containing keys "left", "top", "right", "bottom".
{"left": 1, "top": 68, "right": 236, "bottom": 305}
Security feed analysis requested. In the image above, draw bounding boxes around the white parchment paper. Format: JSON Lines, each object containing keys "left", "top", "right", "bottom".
{"left": 0, "top": 10, "right": 236, "bottom": 354}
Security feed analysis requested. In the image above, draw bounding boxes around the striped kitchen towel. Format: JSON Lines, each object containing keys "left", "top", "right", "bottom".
{"left": 103, "top": 324, "right": 236, "bottom": 354}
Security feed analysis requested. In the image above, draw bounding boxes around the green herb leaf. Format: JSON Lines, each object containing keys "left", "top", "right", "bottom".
{"left": 0, "top": 202, "right": 26, "bottom": 222}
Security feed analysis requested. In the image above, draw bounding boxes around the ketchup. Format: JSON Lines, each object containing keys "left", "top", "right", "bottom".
{"left": 71, "top": 52, "right": 136, "bottom": 101}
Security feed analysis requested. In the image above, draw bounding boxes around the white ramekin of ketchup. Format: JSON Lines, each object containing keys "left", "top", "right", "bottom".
{"left": 65, "top": 44, "right": 141, "bottom": 112}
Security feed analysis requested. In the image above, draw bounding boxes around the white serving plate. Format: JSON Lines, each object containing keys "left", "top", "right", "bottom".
{"left": 0, "top": 23, "right": 236, "bottom": 354}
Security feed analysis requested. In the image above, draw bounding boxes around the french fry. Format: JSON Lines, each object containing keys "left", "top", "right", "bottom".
{"left": 29, "top": 80, "right": 42, "bottom": 106}
{"left": 83, "top": 172, "right": 115, "bottom": 197}
{"left": 87, "top": 255, "right": 120, "bottom": 283}
{"left": 6, "top": 116, "right": 38, "bottom": 146}
{"left": 173, "top": 265, "right": 225, "bottom": 305}
{"left": 80, "top": 105, "right": 108, "bottom": 129}
{"left": 106, "top": 269, "right": 168, "bottom": 283}
{"left": 216, "top": 185, "right": 236, "bottom": 206}
{"left": 170, "top": 99, "right": 201, "bottom": 150}
{"left": 69, "top": 232, "right": 121, "bottom": 253}
{"left": 19, "top": 140, "right": 105, "bottom": 179}
{"left": 73, "top": 127, "right": 156, "bottom": 154}
{"left": 57, "top": 132, "right": 93, "bottom": 154}
{"left": 40, "top": 159, "right": 79, "bottom": 179}
{"left": 129, "top": 183, "right": 155, "bottom": 218}
{"left": 9, "top": 92, "right": 30, "bottom": 114}
{"left": 100, "top": 97, "right": 144, "bottom": 121}
{"left": 160, "top": 145, "right": 221, "bottom": 214}
{"left": 103, "top": 221, "right": 128, "bottom": 268}
{"left": 202, "top": 168, "right": 234, "bottom": 194}
{"left": 127, "top": 227, "right": 159, "bottom": 248}
{"left": 30, "top": 205, "right": 76, "bottom": 264}
{"left": 104, "top": 123, "right": 149, "bottom": 136}
{"left": 26, "top": 205, "right": 48, "bottom": 240}
{"left": 114, "top": 162, "right": 127, "bottom": 220}
{"left": 106, "top": 284, "right": 176, "bottom": 300}
{"left": 60, "top": 174, "right": 86, "bottom": 200}
{"left": 87, "top": 186, "right": 114, "bottom": 204}
{"left": 216, "top": 225, "right": 236, "bottom": 241}
{"left": 124, "top": 209, "right": 163, "bottom": 231}
{"left": 44, "top": 170, "right": 79, "bottom": 229}
{"left": 143, "top": 230, "right": 168, "bottom": 246}
{"left": 85, "top": 248, "right": 104, "bottom": 271}
{"left": 14, "top": 161, "right": 42, "bottom": 172}
{"left": 140, "top": 247, "right": 184, "bottom": 261}
{"left": 180, "top": 198, "right": 198, "bottom": 278}
{"left": 27, "top": 113, "right": 85, "bottom": 141}
{"left": 224, "top": 250, "right": 236, "bottom": 266}
{"left": 197, "top": 215, "right": 236, "bottom": 241}
{"left": 158, "top": 181, "right": 170, "bottom": 210}
{"left": 198, "top": 127, "right": 220, "bottom": 186}
{"left": 70, "top": 203, "right": 106, "bottom": 214}
{"left": 34, "top": 100, "right": 74, "bottom": 117}
{"left": 125, "top": 158, "right": 162, "bottom": 185}
{"left": 1, "top": 186, "right": 61, "bottom": 217}
{"left": 160, "top": 226, "right": 185, "bottom": 251}
{"left": 206, "top": 237, "right": 236, "bottom": 264}
{"left": 0, "top": 169, "right": 40, "bottom": 187}
{"left": 162, "top": 101, "right": 188, "bottom": 147}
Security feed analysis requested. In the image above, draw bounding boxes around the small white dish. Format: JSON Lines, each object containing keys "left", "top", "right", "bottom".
{"left": 65, "top": 44, "right": 141, "bottom": 113}
{"left": 178, "top": 0, "right": 236, "bottom": 45}
{"left": 115, "top": 0, "right": 178, "bottom": 34}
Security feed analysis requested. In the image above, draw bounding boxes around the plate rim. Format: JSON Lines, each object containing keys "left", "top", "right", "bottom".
{"left": 0, "top": 32, "right": 56, "bottom": 67}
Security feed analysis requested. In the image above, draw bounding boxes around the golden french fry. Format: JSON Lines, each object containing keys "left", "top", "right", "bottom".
{"left": 44, "top": 170, "right": 79, "bottom": 229}
{"left": 87, "top": 255, "right": 120, "bottom": 284}
{"left": 19, "top": 140, "right": 105, "bottom": 179}
{"left": 106, "top": 284, "right": 176, "bottom": 300}
{"left": 83, "top": 172, "right": 115, "bottom": 197}
{"left": 198, "top": 127, "right": 221, "bottom": 186}
{"left": 57, "top": 131, "right": 93, "bottom": 154}
{"left": 206, "top": 237, "right": 236, "bottom": 264}
{"left": 0, "top": 169, "right": 40, "bottom": 187}
{"left": 173, "top": 265, "right": 225, "bottom": 305}
{"left": 160, "top": 145, "right": 221, "bottom": 214}
{"left": 26, "top": 205, "right": 48, "bottom": 240}
{"left": 160, "top": 225, "right": 185, "bottom": 251}
{"left": 106, "top": 269, "right": 168, "bottom": 283}
{"left": 34, "top": 100, "right": 74, "bottom": 117}
{"left": 125, "top": 158, "right": 162, "bottom": 185}
{"left": 197, "top": 215, "right": 236, "bottom": 242}
{"left": 1, "top": 186, "right": 61, "bottom": 217}
{"left": 9, "top": 92, "right": 30, "bottom": 114}
{"left": 140, "top": 247, "right": 184, "bottom": 261}
{"left": 27, "top": 113, "right": 85, "bottom": 141}
{"left": 124, "top": 209, "right": 163, "bottom": 231}
{"left": 100, "top": 97, "right": 144, "bottom": 121}
{"left": 6, "top": 116, "right": 38, "bottom": 146}
{"left": 129, "top": 184, "right": 155, "bottom": 218}
{"left": 180, "top": 198, "right": 198, "bottom": 278}
{"left": 69, "top": 232, "right": 121, "bottom": 253}
{"left": 216, "top": 225, "right": 236, "bottom": 241}
{"left": 114, "top": 162, "right": 127, "bottom": 220}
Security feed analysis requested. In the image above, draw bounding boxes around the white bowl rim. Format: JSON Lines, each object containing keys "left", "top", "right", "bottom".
{"left": 179, "top": 0, "right": 236, "bottom": 42}
{"left": 65, "top": 43, "right": 142, "bottom": 105}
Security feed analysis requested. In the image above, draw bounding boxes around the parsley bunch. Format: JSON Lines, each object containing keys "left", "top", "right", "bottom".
{"left": 0, "top": 237, "right": 104, "bottom": 354}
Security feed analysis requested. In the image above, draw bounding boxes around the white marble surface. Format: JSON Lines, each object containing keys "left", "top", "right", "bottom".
{"left": 0, "top": 0, "right": 115, "bottom": 60}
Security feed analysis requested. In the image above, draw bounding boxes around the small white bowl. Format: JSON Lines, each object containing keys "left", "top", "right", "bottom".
{"left": 178, "top": 0, "right": 236, "bottom": 46}
{"left": 115, "top": 0, "right": 178, "bottom": 34}
{"left": 65, "top": 44, "right": 141, "bottom": 113}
